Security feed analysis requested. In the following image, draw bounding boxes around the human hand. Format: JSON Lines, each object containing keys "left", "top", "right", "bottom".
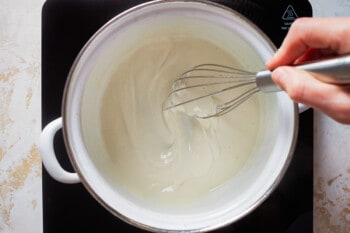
{"left": 266, "top": 17, "right": 350, "bottom": 124}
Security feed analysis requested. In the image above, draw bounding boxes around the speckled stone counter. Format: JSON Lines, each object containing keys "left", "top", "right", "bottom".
{"left": 0, "top": 0, "right": 349, "bottom": 232}
{"left": 0, "top": 0, "right": 44, "bottom": 232}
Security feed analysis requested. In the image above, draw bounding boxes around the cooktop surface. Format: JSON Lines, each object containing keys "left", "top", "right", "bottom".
{"left": 41, "top": 0, "right": 313, "bottom": 232}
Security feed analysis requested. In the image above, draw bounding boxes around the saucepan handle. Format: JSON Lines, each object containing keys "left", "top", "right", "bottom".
{"left": 298, "top": 103, "right": 309, "bottom": 113}
{"left": 39, "top": 117, "right": 80, "bottom": 184}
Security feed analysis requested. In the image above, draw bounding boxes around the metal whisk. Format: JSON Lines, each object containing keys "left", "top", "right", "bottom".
{"left": 165, "top": 54, "right": 350, "bottom": 119}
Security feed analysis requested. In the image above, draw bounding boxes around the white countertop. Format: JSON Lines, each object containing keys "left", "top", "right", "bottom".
{"left": 0, "top": 0, "right": 349, "bottom": 232}
{"left": 0, "top": 0, "right": 44, "bottom": 232}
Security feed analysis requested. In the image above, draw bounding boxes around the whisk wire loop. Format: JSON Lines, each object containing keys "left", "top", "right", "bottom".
{"left": 214, "top": 87, "right": 259, "bottom": 118}
{"left": 185, "top": 64, "right": 256, "bottom": 76}
{"left": 166, "top": 64, "right": 259, "bottom": 117}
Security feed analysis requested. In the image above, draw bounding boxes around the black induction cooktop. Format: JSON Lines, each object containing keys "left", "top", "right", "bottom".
{"left": 42, "top": 0, "right": 313, "bottom": 232}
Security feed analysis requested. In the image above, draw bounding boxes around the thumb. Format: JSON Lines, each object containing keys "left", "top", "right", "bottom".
{"left": 271, "top": 66, "right": 317, "bottom": 105}
{"left": 271, "top": 66, "right": 350, "bottom": 124}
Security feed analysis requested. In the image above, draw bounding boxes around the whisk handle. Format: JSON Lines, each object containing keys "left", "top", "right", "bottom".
{"left": 256, "top": 54, "right": 350, "bottom": 93}
{"left": 255, "top": 70, "right": 280, "bottom": 92}
{"left": 294, "top": 54, "right": 350, "bottom": 84}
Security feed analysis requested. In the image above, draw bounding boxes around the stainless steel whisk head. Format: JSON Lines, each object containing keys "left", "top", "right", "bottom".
{"left": 165, "top": 64, "right": 266, "bottom": 118}
{"left": 165, "top": 55, "right": 350, "bottom": 119}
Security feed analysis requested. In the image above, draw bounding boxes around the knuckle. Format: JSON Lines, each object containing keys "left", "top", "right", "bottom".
{"left": 335, "top": 26, "right": 350, "bottom": 53}
{"left": 332, "top": 104, "right": 350, "bottom": 124}
{"left": 289, "top": 17, "right": 309, "bottom": 34}
{"left": 286, "top": 79, "right": 306, "bottom": 103}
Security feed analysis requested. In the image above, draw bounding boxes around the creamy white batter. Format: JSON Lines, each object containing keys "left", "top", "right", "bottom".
{"left": 99, "top": 33, "right": 261, "bottom": 206}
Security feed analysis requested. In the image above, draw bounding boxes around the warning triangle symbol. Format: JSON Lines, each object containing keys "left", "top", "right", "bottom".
{"left": 282, "top": 5, "right": 298, "bottom": 20}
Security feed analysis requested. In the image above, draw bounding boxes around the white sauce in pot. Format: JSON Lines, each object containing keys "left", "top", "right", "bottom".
{"left": 99, "top": 33, "right": 262, "bottom": 206}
